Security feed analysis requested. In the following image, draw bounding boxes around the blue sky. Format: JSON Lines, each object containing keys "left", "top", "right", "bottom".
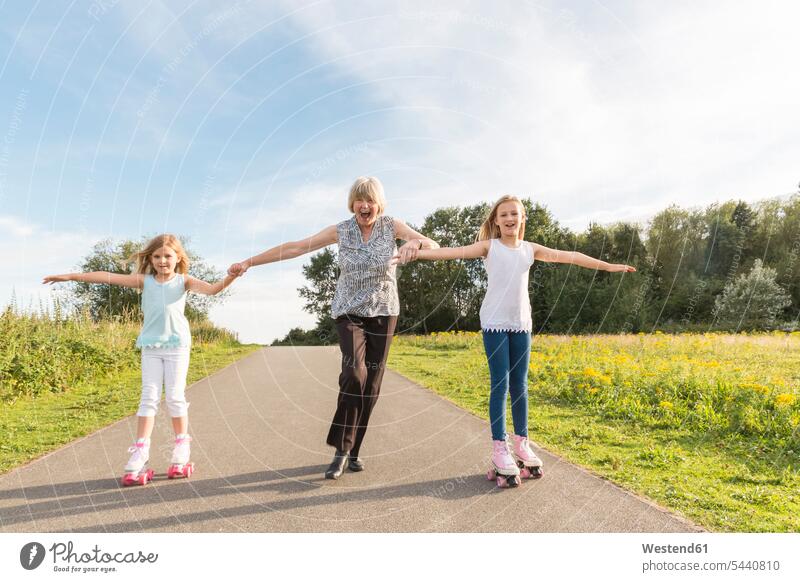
{"left": 2, "top": 0, "right": 799, "bottom": 343}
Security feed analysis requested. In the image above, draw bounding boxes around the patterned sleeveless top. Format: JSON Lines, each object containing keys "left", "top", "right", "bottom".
{"left": 331, "top": 215, "right": 400, "bottom": 318}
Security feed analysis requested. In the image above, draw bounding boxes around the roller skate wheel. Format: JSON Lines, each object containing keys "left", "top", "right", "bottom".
{"left": 520, "top": 467, "right": 532, "bottom": 479}
{"left": 496, "top": 475, "right": 508, "bottom": 488}
{"left": 487, "top": 468, "right": 497, "bottom": 481}
{"left": 507, "top": 475, "right": 521, "bottom": 488}
{"left": 184, "top": 463, "right": 194, "bottom": 478}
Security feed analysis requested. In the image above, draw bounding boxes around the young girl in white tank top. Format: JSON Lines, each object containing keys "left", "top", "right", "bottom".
{"left": 400, "top": 195, "right": 635, "bottom": 487}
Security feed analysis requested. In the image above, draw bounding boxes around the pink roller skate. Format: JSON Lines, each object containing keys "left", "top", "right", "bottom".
{"left": 121, "top": 439, "right": 154, "bottom": 486}
{"left": 167, "top": 434, "right": 194, "bottom": 479}
{"left": 511, "top": 434, "right": 543, "bottom": 479}
{"left": 486, "top": 438, "right": 521, "bottom": 488}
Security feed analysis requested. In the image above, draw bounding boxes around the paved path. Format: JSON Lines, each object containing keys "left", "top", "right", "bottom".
{"left": 0, "top": 347, "right": 701, "bottom": 532}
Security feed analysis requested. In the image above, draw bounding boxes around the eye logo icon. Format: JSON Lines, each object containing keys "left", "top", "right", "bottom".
{"left": 20, "top": 542, "right": 46, "bottom": 570}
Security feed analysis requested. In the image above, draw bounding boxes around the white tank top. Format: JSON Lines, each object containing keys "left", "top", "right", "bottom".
{"left": 479, "top": 239, "right": 534, "bottom": 332}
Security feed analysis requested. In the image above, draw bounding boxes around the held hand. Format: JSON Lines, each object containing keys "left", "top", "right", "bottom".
{"left": 396, "top": 241, "right": 420, "bottom": 265}
{"left": 227, "top": 262, "right": 249, "bottom": 277}
{"left": 42, "top": 274, "right": 72, "bottom": 284}
{"left": 607, "top": 264, "right": 636, "bottom": 273}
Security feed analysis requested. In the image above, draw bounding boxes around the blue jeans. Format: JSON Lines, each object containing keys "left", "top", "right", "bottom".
{"left": 482, "top": 330, "right": 531, "bottom": 441}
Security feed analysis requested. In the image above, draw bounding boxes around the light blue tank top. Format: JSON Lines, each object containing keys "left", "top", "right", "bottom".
{"left": 135, "top": 274, "right": 191, "bottom": 349}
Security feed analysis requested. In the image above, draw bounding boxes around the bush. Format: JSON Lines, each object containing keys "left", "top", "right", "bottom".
{"left": 714, "top": 259, "right": 791, "bottom": 329}
{"left": 0, "top": 306, "right": 137, "bottom": 401}
{"left": 0, "top": 304, "right": 242, "bottom": 402}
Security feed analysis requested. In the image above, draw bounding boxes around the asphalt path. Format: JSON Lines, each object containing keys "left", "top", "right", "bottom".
{"left": 0, "top": 347, "right": 701, "bottom": 532}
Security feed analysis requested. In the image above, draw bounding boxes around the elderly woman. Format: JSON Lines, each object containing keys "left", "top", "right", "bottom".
{"left": 228, "top": 177, "right": 438, "bottom": 479}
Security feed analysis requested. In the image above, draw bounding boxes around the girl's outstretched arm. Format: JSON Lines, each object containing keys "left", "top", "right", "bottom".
{"left": 396, "top": 240, "right": 489, "bottom": 264}
{"left": 531, "top": 243, "right": 636, "bottom": 272}
{"left": 185, "top": 273, "right": 239, "bottom": 296}
{"left": 228, "top": 225, "right": 338, "bottom": 276}
{"left": 43, "top": 272, "right": 144, "bottom": 288}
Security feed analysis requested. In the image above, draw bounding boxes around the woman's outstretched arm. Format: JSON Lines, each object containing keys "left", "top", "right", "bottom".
{"left": 228, "top": 225, "right": 338, "bottom": 276}
{"left": 531, "top": 243, "right": 636, "bottom": 272}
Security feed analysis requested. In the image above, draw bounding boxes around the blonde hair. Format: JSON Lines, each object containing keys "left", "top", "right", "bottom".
{"left": 478, "top": 195, "right": 526, "bottom": 241}
{"left": 347, "top": 176, "right": 386, "bottom": 215}
{"left": 128, "top": 234, "right": 190, "bottom": 275}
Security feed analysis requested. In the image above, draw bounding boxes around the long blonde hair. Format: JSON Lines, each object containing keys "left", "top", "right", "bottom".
{"left": 478, "top": 195, "right": 526, "bottom": 241}
{"left": 128, "top": 234, "right": 190, "bottom": 275}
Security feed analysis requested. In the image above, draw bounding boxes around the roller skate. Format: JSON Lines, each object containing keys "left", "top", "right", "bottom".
{"left": 511, "top": 434, "right": 544, "bottom": 479}
{"left": 121, "top": 439, "right": 154, "bottom": 486}
{"left": 167, "top": 434, "right": 194, "bottom": 479}
{"left": 486, "top": 438, "right": 521, "bottom": 488}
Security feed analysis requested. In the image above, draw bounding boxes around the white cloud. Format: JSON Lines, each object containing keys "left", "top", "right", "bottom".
{"left": 273, "top": 0, "right": 800, "bottom": 229}
{"left": 0, "top": 215, "right": 36, "bottom": 237}
{"left": 0, "top": 216, "right": 98, "bottom": 310}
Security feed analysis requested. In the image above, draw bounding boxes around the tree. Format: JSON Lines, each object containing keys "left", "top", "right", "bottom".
{"left": 297, "top": 247, "right": 338, "bottom": 322}
{"left": 713, "top": 259, "right": 791, "bottom": 329}
{"left": 279, "top": 192, "right": 800, "bottom": 341}
{"left": 70, "top": 237, "right": 229, "bottom": 322}
{"left": 291, "top": 247, "right": 339, "bottom": 345}
{"left": 397, "top": 204, "right": 488, "bottom": 333}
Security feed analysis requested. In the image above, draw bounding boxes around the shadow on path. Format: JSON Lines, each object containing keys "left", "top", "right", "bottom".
{"left": 1, "top": 465, "right": 491, "bottom": 532}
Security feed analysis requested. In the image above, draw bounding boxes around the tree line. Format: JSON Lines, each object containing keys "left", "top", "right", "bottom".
{"left": 276, "top": 190, "right": 800, "bottom": 345}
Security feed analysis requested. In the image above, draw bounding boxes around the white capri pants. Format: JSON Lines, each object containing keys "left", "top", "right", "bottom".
{"left": 137, "top": 347, "right": 191, "bottom": 417}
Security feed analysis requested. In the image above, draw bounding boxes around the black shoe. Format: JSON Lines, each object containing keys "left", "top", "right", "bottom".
{"left": 348, "top": 455, "right": 364, "bottom": 472}
{"left": 325, "top": 450, "right": 349, "bottom": 480}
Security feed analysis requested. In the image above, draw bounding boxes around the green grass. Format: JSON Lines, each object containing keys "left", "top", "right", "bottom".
{"left": 388, "top": 333, "right": 800, "bottom": 532}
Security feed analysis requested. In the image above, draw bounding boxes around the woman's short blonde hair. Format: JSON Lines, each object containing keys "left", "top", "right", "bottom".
{"left": 347, "top": 176, "right": 386, "bottom": 215}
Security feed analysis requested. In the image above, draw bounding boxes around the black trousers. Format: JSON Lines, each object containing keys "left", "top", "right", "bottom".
{"left": 326, "top": 314, "right": 397, "bottom": 457}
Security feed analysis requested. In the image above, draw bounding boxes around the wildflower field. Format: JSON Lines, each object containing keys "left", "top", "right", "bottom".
{"left": 0, "top": 308, "right": 259, "bottom": 472}
{"left": 388, "top": 331, "right": 800, "bottom": 532}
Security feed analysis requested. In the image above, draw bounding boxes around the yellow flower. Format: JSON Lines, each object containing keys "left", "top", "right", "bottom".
{"left": 741, "top": 383, "right": 770, "bottom": 395}
{"left": 659, "top": 401, "right": 674, "bottom": 410}
{"left": 775, "top": 393, "right": 797, "bottom": 407}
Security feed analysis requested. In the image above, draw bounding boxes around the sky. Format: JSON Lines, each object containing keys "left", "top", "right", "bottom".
{"left": 1, "top": 0, "right": 798, "bottom": 343}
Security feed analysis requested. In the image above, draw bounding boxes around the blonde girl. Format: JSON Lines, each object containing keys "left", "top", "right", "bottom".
{"left": 399, "top": 196, "right": 635, "bottom": 487}
{"left": 44, "top": 234, "right": 239, "bottom": 486}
